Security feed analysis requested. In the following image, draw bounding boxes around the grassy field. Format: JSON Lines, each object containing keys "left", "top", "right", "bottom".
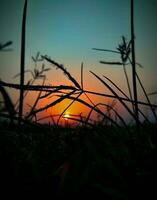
{"left": 0, "top": 122, "right": 157, "bottom": 199}
{"left": 0, "top": 0, "right": 157, "bottom": 199}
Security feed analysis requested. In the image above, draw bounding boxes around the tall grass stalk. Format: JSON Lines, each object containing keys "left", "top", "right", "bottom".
{"left": 131, "top": 0, "right": 139, "bottom": 126}
{"left": 26, "top": 77, "right": 46, "bottom": 121}
{"left": 18, "top": 0, "right": 27, "bottom": 125}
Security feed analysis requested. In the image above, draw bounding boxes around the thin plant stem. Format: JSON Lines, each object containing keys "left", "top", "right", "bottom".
{"left": 136, "top": 72, "right": 157, "bottom": 122}
{"left": 18, "top": 0, "right": 27, "bottom": 125}
{"left": 122, "top": 64, "right": 134, "bottom": 110}
{"left": 57, "top": 91, "right": 82, "bottom": 125}
{"left": 131, "top": 0, "right": 139, "bottom": 126}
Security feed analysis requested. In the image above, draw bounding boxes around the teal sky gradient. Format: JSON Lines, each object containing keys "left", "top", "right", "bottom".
{"left": 0, "top": 0, "right": 157, "bottom": 105}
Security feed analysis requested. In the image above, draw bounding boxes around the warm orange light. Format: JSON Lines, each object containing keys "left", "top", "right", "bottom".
{"left": 63, "top": 113, "right": 71, "bottom": 119}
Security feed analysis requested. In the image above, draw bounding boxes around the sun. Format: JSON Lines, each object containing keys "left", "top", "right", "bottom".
{"left": 63, "top": 113, "right": 71, "bottom": 119}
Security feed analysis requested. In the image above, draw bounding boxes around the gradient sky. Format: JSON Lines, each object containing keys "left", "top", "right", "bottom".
{"left": 0, "top": 0, "right": 157, "bottom": 123}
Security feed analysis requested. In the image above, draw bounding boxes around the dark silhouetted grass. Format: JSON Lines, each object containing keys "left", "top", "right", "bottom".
{"left": 18, "top": 0, "right": 27, "bottom": 125}
{"left": 0, "top": 0, "right": 157, "bottom": 199}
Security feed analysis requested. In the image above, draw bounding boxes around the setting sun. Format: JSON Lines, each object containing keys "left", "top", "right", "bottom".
{"left": 63, "top": 113, "right": 71, "bottom": 119}
{"left": 0, "top": 0, "right": 157, "bottom": 197}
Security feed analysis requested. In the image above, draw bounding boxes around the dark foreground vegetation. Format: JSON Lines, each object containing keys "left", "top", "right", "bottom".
{"left": 1, "top": 0, "right": 157, "bottom": 199}
{"left": 0, "top": 122, "right": 157, "bottom": 199}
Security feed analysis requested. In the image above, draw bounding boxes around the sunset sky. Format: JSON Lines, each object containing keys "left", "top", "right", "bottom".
{"left": 0, "top": 0, "right": 157, "bottom": 123}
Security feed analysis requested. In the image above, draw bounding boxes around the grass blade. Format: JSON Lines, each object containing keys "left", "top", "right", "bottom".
{"left": 65, "top": 95, "right": 120, "bottom": 127}
{"left": 0, "top": 85, "right": 16, "bottom": 123}
{"left": 136, "top": 72, "right": 157, "bottom": 122}
{"left": 122, "top": 64, "right": 134, "bottom": 111}
{"left": 26, "top": 78, "right": 46, "bottom": 120}
{"left": 85, "top": 102, "right": 127, "bottom": 128}
{"left": 81, "top": 62, "right": 84, "bottom": 90}
{"left": 130, "top": 0, "right": 139, "bottom": 126}
{"left": 26, "top": 90, "right": 76, "bottom": 118}
{"left": 0, "top": 41, "right": 13, "bottom": 51}
{"left": 100, "top": 61, "right": 123, "bottom": 65}
{"left": 90, "top": 71, "right": 138, "bottom": 121}
{"left": 92, "top": 48, "right": 120, "bottom": 54}
{"left": 18, "top": 0, "right": 27, "bottom": 125}
{"left": 103, "top": 75, "right": 129, "bottom": 99}
{"left": 42, "top": 56, "right": 81, "bottom": 89}
{"left": 57, "top": 91, "right": 82, "bottom": 125}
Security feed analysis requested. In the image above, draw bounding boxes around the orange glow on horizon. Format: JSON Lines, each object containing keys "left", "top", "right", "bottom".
{"left": 63, "top": 113, "right": 71, "bottom": 119}
{"left": 22, "top": 68, "right": 131, "bottom": 126}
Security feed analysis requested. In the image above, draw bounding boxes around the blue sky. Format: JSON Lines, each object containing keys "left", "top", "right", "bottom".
{"left": 0, "top": 0, "right": 157, "bottom": 109}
